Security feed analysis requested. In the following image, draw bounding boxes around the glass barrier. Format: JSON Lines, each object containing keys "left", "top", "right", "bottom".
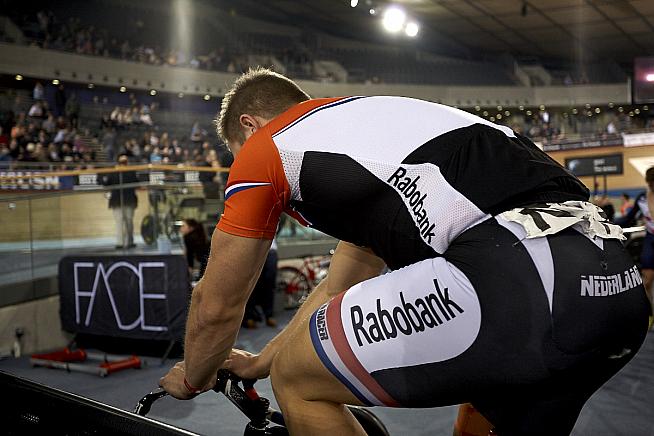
{"left": 0, "top": 164, "right": 335, "bottom": 308}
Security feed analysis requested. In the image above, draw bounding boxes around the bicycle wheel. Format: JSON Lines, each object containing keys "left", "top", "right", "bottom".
{"left": 140, "top": 214, "right": 157, "bottom": 246}
{"left": 276, "top": 267, "right": 311, "bottom": 310}
{"left": 348, "top": 406, "right": 391, "bottom": 436}
{"left": 164, "top": 212, "right": 181, "bottom": 243}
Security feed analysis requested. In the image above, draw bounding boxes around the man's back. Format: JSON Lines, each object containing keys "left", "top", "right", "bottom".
{"left": 221, "top": 96, "right": 588, "bottom": 269}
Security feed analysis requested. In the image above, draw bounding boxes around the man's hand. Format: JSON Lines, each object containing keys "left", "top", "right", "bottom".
{"left": 223, "top": 349, "right": 272, "bottom": 380}
{"left": 159, "top": 361, "right": 216, "bottom": 400}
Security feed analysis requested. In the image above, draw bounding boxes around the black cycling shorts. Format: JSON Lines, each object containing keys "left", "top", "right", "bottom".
{"left": 309, "top": 216, "right": 650, "bottom": 435}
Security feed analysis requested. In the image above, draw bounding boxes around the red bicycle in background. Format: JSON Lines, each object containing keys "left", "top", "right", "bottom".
{"left": 276, "top": 253, "right": 331, "bottom": 309}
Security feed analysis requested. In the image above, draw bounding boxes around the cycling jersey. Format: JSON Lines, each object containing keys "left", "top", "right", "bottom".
{"left": 217, "top": 96, "right": 588, "bottom": 269}
{"left": 616, "top": 192, "right": 654, "bottom": 234}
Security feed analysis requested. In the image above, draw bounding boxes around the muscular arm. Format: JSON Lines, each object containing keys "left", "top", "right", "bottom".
{"left": 183, "top": 229, "right": 271, "bottom": 389}
{"left": 227, "top": 241, "right": 386, "bottom": 377}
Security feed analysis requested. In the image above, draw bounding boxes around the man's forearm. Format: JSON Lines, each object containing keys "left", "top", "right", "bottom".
{"left": 182, "top": 279, "right": 246, "bottom": 389}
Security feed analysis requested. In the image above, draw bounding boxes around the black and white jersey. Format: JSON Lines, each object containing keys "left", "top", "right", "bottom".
{"left": 218, "top": 96, "right": 589, "bottom": 269}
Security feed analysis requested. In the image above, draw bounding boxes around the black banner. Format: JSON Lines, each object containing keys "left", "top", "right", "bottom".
{"left": 564, "top": 154, "right": 624, "bottom": 177}
{"left": 59, "top": 255, "right": 189, "bottom": 340}
{"left": 543, "top": 135, "right": 624, "bottom": 152}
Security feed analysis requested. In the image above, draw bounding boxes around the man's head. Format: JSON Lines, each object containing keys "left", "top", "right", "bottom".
{"left": 216, "top": 67, "right": 309, "bottom": 155}
{"left": 646, "top": 166, "right": 654, "bottom": 191}
{"left": 117, "top": 154, "right": 129, "bottom": 166}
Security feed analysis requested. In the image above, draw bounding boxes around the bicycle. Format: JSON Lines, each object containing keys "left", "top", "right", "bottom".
{"left": 135, "top": 369, "right": 390, "bottom": 436}
{"left": 276, "top": 254, "right": 331, "bottom": 310}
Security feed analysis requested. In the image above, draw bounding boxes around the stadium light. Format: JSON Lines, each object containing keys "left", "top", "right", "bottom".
{"left": 369, "top": 8, "right": 376, "bottom": 15}
{"left": 351, "top": 0, "right": 358, "bottom": 7}
{"left": 119, "top": 86, "right": 126, "bottom": 93}
{"left": 203, "top": 94, "right": 211, "bottom": 101}
{"left": 405, "top": 22, "right": 419, "bottom": 37}
{"left": 150, "top": 89, "right": 157, "bottom": 96}
{"left": 647, "top": 73, "right": 654, "bottom": 82}
{"left": 15, "top": 74, "right": 23, "bottom": 81}
{"left": 88, "top": 83, "right": 94, "bottom": 89}
{"left": 382, "top": 6, "right": 406, "bottom": 33}
{"left": 52, "top": 79, "right": 60, "bottom": 85}
{"left": 178, "top": 92, "right": 184, "bottom": 98}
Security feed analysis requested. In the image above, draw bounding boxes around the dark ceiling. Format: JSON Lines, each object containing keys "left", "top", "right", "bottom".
{"left": 234, "top": 0, "right": 654, "bottom": 65}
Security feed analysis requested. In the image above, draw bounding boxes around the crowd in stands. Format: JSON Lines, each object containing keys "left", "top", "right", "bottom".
{"left": 18, "top": 10, "right": 238, "bottom": 73}
{"left": 0, "top": 83, "right": 93, "bottom": 167}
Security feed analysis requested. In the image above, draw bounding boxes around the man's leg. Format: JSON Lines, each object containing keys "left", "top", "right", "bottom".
{"left": 271, "top": 319, "right": 368, "bottom": 436}
{"left": 124, "top": 206, "right": 135, "bottom": 246}
{"left": 112, "top": 207, "right": 124, "bottom": 247}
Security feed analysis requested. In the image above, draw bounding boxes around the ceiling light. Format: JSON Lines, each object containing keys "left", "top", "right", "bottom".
{"left": 52, "top": 79, "right": 60, "bottom": 85}
{"left": 351, "top": 0, "right": 358, "bottom": 7}
{"left": 150, "top": 89, "right": 157, "bottom": 96}
{"left": 203, "top": 94, "right": 211, "bottom": 101}
{"left": 382, "top": 6, "right": 406, "bottom": 33}
{"left": 369, "top": 8, "right": 376, "bottom": 15}
{"left": 646, "top": 73, "right": 654, "bottom": 82}
{"left": 119, "top": 86, "right": 126, "bottom": 92}
{"left": 15, "top": 74, "right": 23, "bottom": 81}
{"left": 405, "top": 22, "right": 419, "bottom": 37}
{"left": 88, "top": 83, "right": 94, "bottom": 89}
{"left": 178, "top": 92, "right": 184, "bottom": 98}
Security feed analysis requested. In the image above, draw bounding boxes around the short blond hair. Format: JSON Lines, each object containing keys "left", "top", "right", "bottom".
{"left": 216, "top": 67, "right": 310, "bottom": 144}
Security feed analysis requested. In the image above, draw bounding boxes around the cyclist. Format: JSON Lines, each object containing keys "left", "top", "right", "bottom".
{"left": 160, "top": 68, "right": 650, "bottom": 436}
{"left": 615, "top": 166, "right": 654, "bottom": 326}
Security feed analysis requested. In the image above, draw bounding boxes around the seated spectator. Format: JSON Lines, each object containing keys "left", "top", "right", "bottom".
{"left": 42, "top": 113, "right": 56, "bottom": 134}
{"left": 110, "top": 106, "right": 122, "bottom": 125}
{"left": 53, "top": 127, "right": 68, "bottom": 144}
{"left": 190, "top": 121, "right": 203, "bottom": 142}
{"left": 28, "top": 101, "right": 44, "bottom": 118}
{"left": 140, "top": 106, "right": 153, "bottom": 126}
{"left": 620, "top": 193, "right": 634, "bottom": 217}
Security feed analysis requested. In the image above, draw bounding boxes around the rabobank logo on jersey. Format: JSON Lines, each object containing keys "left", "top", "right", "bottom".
{"left": 387, "top": 167, "right": 436, "bottom": 243}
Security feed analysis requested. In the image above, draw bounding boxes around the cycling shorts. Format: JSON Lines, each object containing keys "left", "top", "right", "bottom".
{"left": 640, "top": 231, "right": 654, "bottom": 270}
{"left": 309, "top": 215, "right": 650, "bottom": 435}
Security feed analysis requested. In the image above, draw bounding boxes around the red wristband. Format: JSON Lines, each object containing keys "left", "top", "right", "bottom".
{"left": 183, "top": 377, "right": 203, "bottom": 394}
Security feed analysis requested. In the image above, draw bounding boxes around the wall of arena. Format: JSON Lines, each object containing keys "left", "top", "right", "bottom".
{"left": 0, "top": 43, "right": 630, "bottom": 106}
{"left": 548, "top": 144, "right": 654, "bottom": 193}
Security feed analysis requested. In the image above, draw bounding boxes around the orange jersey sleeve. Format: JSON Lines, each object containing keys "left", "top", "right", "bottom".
{"left": 216, "top": 128, "right": 290, "bottom": 239}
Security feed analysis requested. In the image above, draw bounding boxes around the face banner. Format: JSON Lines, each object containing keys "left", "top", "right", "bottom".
{"left": 59, "top": 255, "right": 189, "bottom": 340}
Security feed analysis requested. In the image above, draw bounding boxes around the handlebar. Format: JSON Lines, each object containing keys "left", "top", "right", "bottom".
{"left": 134, "top": 369, "right": 285, "bottom": 430}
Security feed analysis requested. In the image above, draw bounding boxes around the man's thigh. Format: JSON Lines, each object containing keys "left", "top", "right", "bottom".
{"left": 271, "top": 313, "right": 365, "bottom": 407}
{"left": 293, "top": 256, "right": 483, "bottom": 408}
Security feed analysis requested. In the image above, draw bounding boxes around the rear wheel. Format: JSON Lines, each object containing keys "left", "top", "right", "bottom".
{"left": 348, "top": 406, "right": 391, "bottom": 436}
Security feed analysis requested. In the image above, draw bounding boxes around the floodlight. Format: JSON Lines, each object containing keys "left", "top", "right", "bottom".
{"left": 382, "top": 6, "right": 405, "bottom": 33}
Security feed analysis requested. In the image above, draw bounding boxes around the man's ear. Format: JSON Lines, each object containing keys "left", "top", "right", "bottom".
{"left": 239, "top": 114, "right": 259, "bottom": 132}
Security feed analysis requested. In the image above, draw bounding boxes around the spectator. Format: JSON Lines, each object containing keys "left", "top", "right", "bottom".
{"left": 42, "top": 113, "right": 56, "bottom": 134}
{"left": 620, "top": 193, "right": 634, "bottom": 217}
{"left": 65, "top": 93, "right": 80, "bottom": 128}
{"left": 180, "top": 218, "right": 210, "bottom": 280}
{"left": 28, "top": 101, "right": 44, "bottom": 118}
{"left": 242, "top": 238, "right": 278, "bottom": 328}
{"left": 190, "top": 120, "right": 203, "bottom": 142}
{"left": 33, "top": 81, "right": 44, "bottom": 101}
{"left": 101, "top": 154, "right": 138, "bottom": 249}
{"left": 54, "top": 84, "right": 66, "bottom": 117}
